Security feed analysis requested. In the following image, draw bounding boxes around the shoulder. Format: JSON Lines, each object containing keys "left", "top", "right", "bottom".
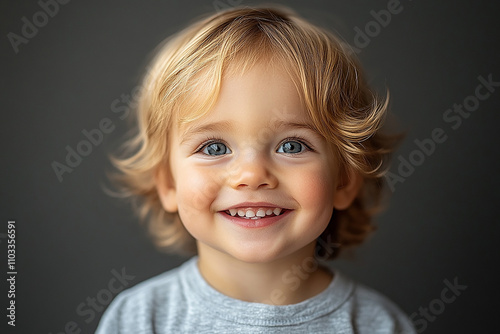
{"left": 95, "top": 258, "right": 192, "bottom": 333}
{"left": 340, "top": 274, "right": 416, "bottom": 334}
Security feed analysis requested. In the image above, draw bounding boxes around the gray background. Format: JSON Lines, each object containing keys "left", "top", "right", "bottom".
{"left": 1, "top": 0, "right": 499, "bottom": 333}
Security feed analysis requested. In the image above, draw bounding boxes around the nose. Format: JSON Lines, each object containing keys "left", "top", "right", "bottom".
{"left": 228, "top": 150, "right": 278, "bottom": 190}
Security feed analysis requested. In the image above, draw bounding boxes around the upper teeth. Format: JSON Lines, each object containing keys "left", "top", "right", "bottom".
{"left": 228, "top": 208, "right": 283, "bottom": 218}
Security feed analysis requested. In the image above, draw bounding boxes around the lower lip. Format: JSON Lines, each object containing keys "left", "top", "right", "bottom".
{"left": 219, "top": 210, "right": 291, "bottom": 228}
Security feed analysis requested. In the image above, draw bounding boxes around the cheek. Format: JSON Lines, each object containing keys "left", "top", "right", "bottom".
{"left": 175, "top": 166, "right": 217, "bottom": 238}
{"left": 176, "top": 164, "right": 222, "bottom": 213}
{"left": 290, "top": 163, "right": 336, "bottom": 219}
{"left": 301, "top": 175, "right": 333, "bottom": 207}
{"left": 299, "top": 173, "right": 330, "bottom": 199}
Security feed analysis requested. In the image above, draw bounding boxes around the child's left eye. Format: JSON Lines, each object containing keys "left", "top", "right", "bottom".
{"left": 201, "top": 142, "right": 232, "bottom": 156}
{"left": 277, "top": 140, "right": 306, "bottom": 154}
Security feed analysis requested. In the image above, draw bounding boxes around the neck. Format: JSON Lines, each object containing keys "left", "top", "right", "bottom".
{"left": 196, "top": 242, "right": 333, "bottom": 305}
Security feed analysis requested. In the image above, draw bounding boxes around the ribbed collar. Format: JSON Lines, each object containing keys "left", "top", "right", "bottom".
{"left": 180, "top": 257, "right": 354, "bottom": 327}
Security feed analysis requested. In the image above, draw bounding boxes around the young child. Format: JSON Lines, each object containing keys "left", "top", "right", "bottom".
{"left": 96, "top": 5, "right": 416, "bottom": 333}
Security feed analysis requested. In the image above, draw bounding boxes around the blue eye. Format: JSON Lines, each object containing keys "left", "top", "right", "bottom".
{"left": 202, "top": 142, "right": 231, "bottom": 156}
{"left": 277, "top": 140, "right": 304, "bottom": 154}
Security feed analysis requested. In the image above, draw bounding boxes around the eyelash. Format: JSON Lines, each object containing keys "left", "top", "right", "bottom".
{"left": 194, "top": 137, "right": 228, "bottom": 154}
{"left": 278, "top": 136, "right": 315, "bottom": 153}
{"left": 194, "top": 136, "right": 315, "bottom": 154}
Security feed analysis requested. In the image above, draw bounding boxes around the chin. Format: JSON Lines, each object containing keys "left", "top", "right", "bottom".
{"left": 224, "top": 244, "right": 292, "bottom": 264}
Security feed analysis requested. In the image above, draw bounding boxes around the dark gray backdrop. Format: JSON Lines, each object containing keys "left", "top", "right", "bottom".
{"left": 1, "top": 0, "right": 499, "bottom": 333}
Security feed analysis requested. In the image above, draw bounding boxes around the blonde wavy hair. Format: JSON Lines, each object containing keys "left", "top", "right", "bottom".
{"left": 110, "top": 5, "right": 398, "bottom": 259}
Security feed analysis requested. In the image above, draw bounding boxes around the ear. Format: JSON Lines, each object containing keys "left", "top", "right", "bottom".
{"left": 332, "top": 168, "right": 363, "bottom": 210}
{"left": 155, "top": 164, "right": 178, "bottom": 213}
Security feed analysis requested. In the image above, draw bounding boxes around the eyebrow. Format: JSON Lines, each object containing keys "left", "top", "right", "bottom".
{"left": 179, "top": 119, "right": 319, "bottom": 145}
{"left": 272, "top": 120, "right": 317, "bottom": 132}
{"left": 180, "top": 121, "right": 233, "bottom": 145}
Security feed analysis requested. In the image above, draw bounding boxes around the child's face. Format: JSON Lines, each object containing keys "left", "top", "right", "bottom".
{"left": 158, "top": 61, "right": 357, "bottom": 263}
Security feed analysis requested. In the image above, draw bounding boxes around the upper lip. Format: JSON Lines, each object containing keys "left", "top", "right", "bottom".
{"left": 222, "top": 202, "right": 290, "bottom": 211}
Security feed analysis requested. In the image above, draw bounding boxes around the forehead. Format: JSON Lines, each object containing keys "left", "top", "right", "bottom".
{"left": 176, "top": 60, "right": 310, "bottom": 133}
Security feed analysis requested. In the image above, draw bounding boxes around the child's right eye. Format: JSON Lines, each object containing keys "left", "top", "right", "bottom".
{"left": 200, "top": 142, "right": 232, "bottom": 156}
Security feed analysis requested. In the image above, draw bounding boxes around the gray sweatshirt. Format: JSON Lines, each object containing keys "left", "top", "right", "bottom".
{"left": 95, "top": 257, "right": 416, "bottom": 333}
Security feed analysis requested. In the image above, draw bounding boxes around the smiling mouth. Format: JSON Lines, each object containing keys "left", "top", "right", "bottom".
{"left": 223, "top": 207, "right": 287, "bottom": 220}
